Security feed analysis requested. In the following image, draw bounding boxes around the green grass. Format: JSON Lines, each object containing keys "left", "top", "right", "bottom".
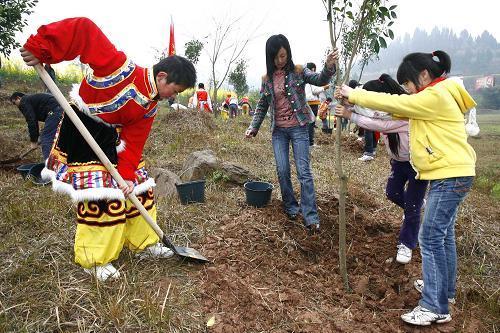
{"left": 0, "top": 57, "right": 84, "bottom": 86}
{"left": 470, "top": 112, "right": 500, "bottom": 199}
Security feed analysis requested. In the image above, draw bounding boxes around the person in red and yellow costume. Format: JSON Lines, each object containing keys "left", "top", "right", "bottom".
{"left": 21, "top": 17, "right": 197, "bottom": 281}
{"left": 192, "top": 82, "right": 212, "bottom": 113}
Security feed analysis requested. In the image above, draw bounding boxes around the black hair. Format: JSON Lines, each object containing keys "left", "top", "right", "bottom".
{"left": 362, "top": 74, "right": 408, "bottom": 157}
{"left": 326, "top": 97, "right": 332, "bottom": 102}
{"left": 10, "top": 92, "right": 25, "bottom": 102}
{"left": 198, "top": 82, "right": 204, "bottom": 89}
{"left": 153, "top": 55, "right": 197, "bottom": 88}
{"left": 265, "top": 34, "right": 295, "bottom": 78}
{"left": 348, "top": 80, "right": 361, "bottom": 89}
{"left": 306, "top": 62, "right": 316, "bottom": 71}
{"left": 396, "top": 50, "right": 451, "bottom": 88}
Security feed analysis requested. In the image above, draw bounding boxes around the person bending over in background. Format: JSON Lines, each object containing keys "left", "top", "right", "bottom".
{"left": 10, "top": 92, "right": 63, "bottom": 160}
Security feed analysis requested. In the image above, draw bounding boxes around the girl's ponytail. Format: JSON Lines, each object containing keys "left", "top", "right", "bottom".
{"left": 431, "top": 50, "right": 451, "bottom": 76}
{"left": 378, "top": 74, "right": 407, "bottom": 95}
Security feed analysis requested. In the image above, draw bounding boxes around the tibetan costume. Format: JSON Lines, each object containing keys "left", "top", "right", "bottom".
{"left": 25, "top": 17, "right": 160, "bottom": 268}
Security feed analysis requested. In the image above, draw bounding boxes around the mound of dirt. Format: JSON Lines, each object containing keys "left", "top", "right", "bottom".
{"left": 193, "top": 190, "right": 466, "bottom": 332}
{"left": 161, "top": 109, "right": 218, "bottom": 132}
{"left": 316, "top": 133, "right": 365, "bottom": 154}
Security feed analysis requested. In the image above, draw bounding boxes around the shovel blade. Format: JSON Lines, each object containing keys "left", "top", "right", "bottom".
{"left": 162, "top": 235, "right": 210, "bottom": 263}
{"left": 174, "top": 246, "right": 210, "bottom": 263}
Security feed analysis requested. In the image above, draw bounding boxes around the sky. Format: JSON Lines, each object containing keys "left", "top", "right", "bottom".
{"left": 13, "top": 0, "right": 500, "bottom": 89}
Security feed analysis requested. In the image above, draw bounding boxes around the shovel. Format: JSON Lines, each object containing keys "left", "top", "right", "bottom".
{"left": 35, "top": 64, "right": 209, "bottom": 263}
{"left": 0, "top": 146, "right": 37, "bottom": 165}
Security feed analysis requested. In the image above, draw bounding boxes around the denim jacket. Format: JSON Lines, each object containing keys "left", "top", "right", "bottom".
{"left": 248, "top": 65, "right": 335, "bottom": 133}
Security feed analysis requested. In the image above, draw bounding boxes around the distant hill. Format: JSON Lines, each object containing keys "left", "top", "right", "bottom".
{"left": 360, "top": 27, "right": 500, "bottom": 84}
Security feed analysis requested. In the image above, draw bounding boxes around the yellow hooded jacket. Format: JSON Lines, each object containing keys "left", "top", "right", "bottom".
{"left": 349, "top": 79, "right": 476, "bottom": 180}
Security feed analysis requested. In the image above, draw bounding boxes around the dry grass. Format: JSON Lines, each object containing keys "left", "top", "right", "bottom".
{"left": 0, "top": 101, "right": 498, "bottom": 331}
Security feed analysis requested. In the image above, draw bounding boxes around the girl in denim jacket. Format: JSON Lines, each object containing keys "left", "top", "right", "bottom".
{"left": 245, "top": 34, "right": 338, "bottom": 232}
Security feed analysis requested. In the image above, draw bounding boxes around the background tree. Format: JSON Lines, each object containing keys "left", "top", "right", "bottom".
{"left": 0, "top": 0, "right": 38, "bottom": 57}
{"left": 205, "top": 15, "right": 256, "bottom": 115}
{"left": 184, "top": 39, "right": 203, "bottom": 65}
{"left": 228, "top": 59, "right": 249, "bottom": 98}
{"left": 323, "top": 0, "right": 397, "bottom": 290}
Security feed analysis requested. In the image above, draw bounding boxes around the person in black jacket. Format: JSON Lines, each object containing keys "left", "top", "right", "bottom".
{"left": 10, "top": 92, "right": 63, "bottom": 160}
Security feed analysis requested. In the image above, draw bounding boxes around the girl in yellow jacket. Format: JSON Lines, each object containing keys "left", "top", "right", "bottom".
{"left": 336, "top": 50, "right": 475, "bottom": 327}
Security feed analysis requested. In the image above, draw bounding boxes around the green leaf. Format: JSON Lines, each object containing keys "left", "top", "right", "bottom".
{"left": 389, "top": 5, "right": 397, "bottom": 10}
{"left": 379, "top": 36, "right": 387, "bottom": 48}
{"left": 368, "top": 33, "right": 378, "bottom": 39}
{"left": 388, "top": 21, "right": 394, "bottom": 26}
{"left": 388, "top": 29, "right": 394, "bottom": 39}
{"left": 370, "top": 38, "right": 380, "bottom": 53}
{"left": 391, "top": 11, "right": 397, "bottom": 18}
{"left": 379, "top": 6, "right": 388, "bottom": 13}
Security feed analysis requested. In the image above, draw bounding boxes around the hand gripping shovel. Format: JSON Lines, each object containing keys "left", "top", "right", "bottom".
{"left": 35, "top": 64, "right": 209, "bottom": 263}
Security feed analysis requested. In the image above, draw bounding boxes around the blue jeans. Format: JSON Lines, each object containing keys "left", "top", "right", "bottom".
{"left": 364, "top": 130, "right": 377, "bottom": 155}
{"left": 272, "top": 125, "right": 319, "bottom": 226}
{"left": 418, "top": 176, "right": 473, "bottom": 314}
{"left": 385, "top": 160, "right": 428, "bottom": 249}
{"left": 40, "top": 106, "right": 63, "bottom": 160}
{"left": 308, "top": 104, "right": 319, "bottom": 146}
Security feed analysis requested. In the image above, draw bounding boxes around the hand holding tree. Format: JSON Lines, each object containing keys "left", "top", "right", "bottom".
{"left": 334, "top": 104, "right": 352, "bottom": 119}
{"left": 325, "top": 48, "right": 339, "bottom": 70}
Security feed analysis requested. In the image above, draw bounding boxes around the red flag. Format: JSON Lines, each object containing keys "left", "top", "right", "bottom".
{"left": 168, "top": 17, "right": 175, "bottom": 56}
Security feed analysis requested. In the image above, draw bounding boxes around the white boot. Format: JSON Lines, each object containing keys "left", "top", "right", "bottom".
{"left": 84, "top": 263, "right": 120, "bottom": 282}
{"left": 137, "top": 243, "right": 174, "bottom": 259}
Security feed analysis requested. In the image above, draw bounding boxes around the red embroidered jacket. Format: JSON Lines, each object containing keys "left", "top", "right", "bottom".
{"left": 24, "top": 17, "right": 158, "bottom": 181}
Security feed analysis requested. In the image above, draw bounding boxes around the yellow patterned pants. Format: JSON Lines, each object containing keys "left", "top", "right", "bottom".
{"left": 74, "top": 189, "right": 159, "bottom": 268}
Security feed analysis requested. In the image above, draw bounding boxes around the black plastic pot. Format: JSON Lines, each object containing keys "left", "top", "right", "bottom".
{"left": 244, "top": 181, "right": 273, "bottom": 208}
{"left": 175, "top": 180, "right": 206, "bottom": 204}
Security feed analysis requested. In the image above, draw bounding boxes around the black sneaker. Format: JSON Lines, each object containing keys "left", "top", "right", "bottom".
{"left": 306, "top": 223, "right": 320, "bottom": 235}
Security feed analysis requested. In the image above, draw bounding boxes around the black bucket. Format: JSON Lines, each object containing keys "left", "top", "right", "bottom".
{"left": 17, "top": 163, "right": 38, "bottom": 179}
{"left": 175, "top": 180, "right": 206, "bottom": 204}
{"left": 244, "top": 181, "right": 273, "bottom": 208}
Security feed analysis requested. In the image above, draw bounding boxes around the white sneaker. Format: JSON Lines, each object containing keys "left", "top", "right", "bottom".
{"left": 84, "top": 263, "right": 120, "bottom": 282}
{"left": 137, "top": 243, "right": 174, "bottom": 259}
{"left": 358, "top": 154, "right": 374, "bottom": 162}
{"left": 414, "top": 279, "right": 456, "bottom": 304}
{"left": 414, "top": 279, "right": 424, "bottom": 293}
{"left": 401, "top": 305, "right": 451, "bottom": 326}
{"left": 396, "top": 244, "right": 412, "bottom": 264}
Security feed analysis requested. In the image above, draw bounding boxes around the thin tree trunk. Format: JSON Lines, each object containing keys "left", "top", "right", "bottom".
{"left": 328, "top": 0, "right": 349, "bottom": 291}
{"left": 358, "top": 59, "right": 367, "bottom": 82}
{"left": 212, "top": 68, "right": 219, "bottom": 117}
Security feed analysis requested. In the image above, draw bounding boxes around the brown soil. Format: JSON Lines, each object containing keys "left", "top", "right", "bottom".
{"left": 193, "top": 187, "right": 478, "bottom": 333}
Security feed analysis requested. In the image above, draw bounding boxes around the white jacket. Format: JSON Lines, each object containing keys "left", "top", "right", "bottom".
{"left": 305, "top": 84, "right": 326, "bottom": 103}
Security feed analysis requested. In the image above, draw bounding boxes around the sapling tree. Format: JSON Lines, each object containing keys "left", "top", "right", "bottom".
{"left": 0, "top": 0, "right": 38, "bottom": 57}
{"left": 322, "top": 0, "right": 397, "bottom": 290}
